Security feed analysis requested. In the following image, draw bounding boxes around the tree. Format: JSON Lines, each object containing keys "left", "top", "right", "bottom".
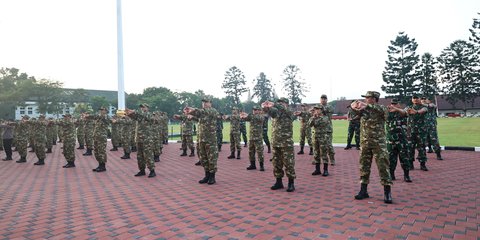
{"left": 281, "top": 65, "right": 307, "bottom": 105}
{"left": 142, "top": 87, "right": 181, "bottom": 117}
{"left": 469, "top": 12, "right": 480, "bottom": 50}
{"left": 437, "top": 40, "right": 480, "bottom": 114}
{"left": 32, "top": 79, "right": 64, "bottom": 114}
{"left": 417, "top": 53, "right": 439, "bottom": 99}
{"left": 90, "top": 96, "right": 110, "bottom": 113}
{"left": 252, "top": 72, "right": 274, "bottom": 103}
{"left": 222, "top": 66, "right": 248, "bottom": 107}
{"left": 381, "top": 32, "right": 421, "bottom": 104}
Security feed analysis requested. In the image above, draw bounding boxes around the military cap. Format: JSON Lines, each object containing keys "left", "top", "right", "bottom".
{"left": 201, "top": 98, "right": 212, "bottom": 102}
{"left": 38, "top": 114, "right": 46, "bottom": 119}
{"left": 22, "top": 115, "right": 30, "bottom": 120}
{"left": 276, "top": 97, "right": 289, "bottom": 104}
{"left": 391, "top": 98, "right": 399, "bottom": 104}
{"left": 421, "top": 96, "right": 427, "bottom": 100}
{"left": 63, "top": 113, "right": 72, "bottom": 118}
{"left": 252, "top": 105, "right": 261, "bottom": 110}
{"left": 313, "top": 104, "right": 323, "bottom": 109}
{"left": 361, "top": 91, "right": 380, "bottom": 98}
{"left": 139, "top": 103, "right": 150, "bottom": 108}
{"left": 411, "top": 94, "right": 419, "bottom": 99}
{"left": 98, "top": 106, "right": 107, "bottom": 111}
{"left": 321, "top": 94, "right": 328, "bottom": 99}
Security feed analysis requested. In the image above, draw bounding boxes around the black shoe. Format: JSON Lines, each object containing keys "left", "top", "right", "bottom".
{"left": 195, "top": 160, "right": 202, "bottom": 166}
{"left": 271, "top": 178, "right": 284, "bottom": 190}
{"left": 384, "top": 185, "right": 393, "bottom": 204}
{"left": 180, "top": 150, "right": 187, "bottom": 156}
{"left": 259, "top": 162, "right": 265, "bottom": 171}
{"left": 309, "top": 147, "right": 313, "bottom": 155}
{"left": 92, "top": 165, "right": 101, "bottom": 172}
{"left": 436, "top": 152, "right": 443, "bottom": 160}
{"left": 2, "top": 157, "right": 13, "bottom": 161}
{"left": 227, "top": 151, "right": 235, "bottom": 159}
{"left": 77, "top": 145, "right": 85, "bottom": 150}
{"left": 322, "top": 163, "right": 329, "bottom": 176}
{"left": 297, "top": 146, "right": 304, "bottom": 155}
{"left": 148, "top": 169, "right": 156, "bottom": 178}
{"left": 199, "top": 172, "right": 210, "bottom": 184}
{"left": 286, "top": 178, "right": 295, "bottom": 192}
{"left": 267, "top": 146, "right": 271, "bottom": 153}
{"left": 344, "top": 146, "right": 352, "bottom": 150}
{"left": 420, "top": 162, "right": 428, "bottom": 171}
{"left": 236, "top": 150, "right": 241, "bottom": 159}
{"left": 390, "top": 169, "right": 396, "bottom": 180}
{"left": 16, "top": 158, "right": 27, "bottom": 163}
{"left": 355, "top": 184, "right": 369, "bottom": 200}
{"left": 34, "top": 159, "right": 45, "bottom": 165}
{"left": 189, "top": 149, "right": 195, "bottom": 157}
{"left": 404, "top": 170, "right": 412, "bottom": 182}
{"left": 244, "top": 143, "right": 247, "bottom": 148}
{"left": 131, "top": 146, "right": 137, "bottom": 152}
{"left": 110, "top": 147, "right": 118, "bottom": 151}
{"left": 96, "top": 163, "right": 106, "bottom": 172}
{"left": 64, "top": 162, "right": 75, "bottom": 168}
{"left": 135, "top": 170, "right": 146, "bottom": 176}
{"left": 207, "top": 173, "right": 216, "bottom": 185}
{"left": 154, "top": 155, "right": 160, "bottom": 162}
{"left": 312, "top": 163, "right": 321, "bottom": 175}
{"left": 46, "top": 148, "right": 52, "bottom": 153}
{"left": 83, "top": 149, "right": 93, "bottom": 156}
{"left": 120, "top": 153, "right": 130, "bottom": 159}
{"left": 246, "top": 161, "right": 256, "bottom": 170}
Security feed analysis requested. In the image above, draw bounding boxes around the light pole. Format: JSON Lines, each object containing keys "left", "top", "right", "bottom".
{"left": 117, "top": 0, "right": 126, "bottom": 113}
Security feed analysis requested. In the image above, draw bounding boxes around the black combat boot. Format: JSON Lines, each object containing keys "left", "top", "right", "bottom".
{"left": 322, "top": 163, "right": 329, "bottom": 176}
{"left": 189, "top": 149, "right": 195, "bottom": 157}
{"left": 271, "top": 178, "right": 284, "bottom": 190}
{"left": 390, "top": 168, "right": 396, "bottom": 180}
{"left": 286, "top": 178, "right": 295, "bottom": 192}
{"left": 64, "top": 161, "right": 75, "bottom": 168}
{"left": 246, "top": 161, "right": 256, "bottom": 170}
{"left": 354, "top": 183, "right": 369, "bottom": 200}
{"left": 436, "top": 152, "right": 443, "bottom": 160}
{"left": 83, "top": 148, "right": 93, "bottom": 156}
{"left": 355, "top": 144, "right": 360, "bottom": 150}
{"left": 297, "top": 145, "right": 304, "bottom": 155}
{"left": 344, "top": 145, "right": 352, "bottom": 150}
{"left": 199, "top": 171, "right": 210, "bottom": 184}
{"left": 259, "top": 162, "right": 265, "bottom": 171}
{"left": 77, "top": 145, "right": 85, "bottom": 150}
{"left": 52, "top": 141, "right": 56, "bottom": 145}
{"left": 96, "top": 163, "right": 106, "bottom": 172}
{"left": 218, "top": 145, "right": 222, "bottom": 152}
{"left": 92, "top": 164, "right": 101, "bottom": 172}
{"left": 309, "top": 147, "right": 313, "bottom": 155}
{"left": 16, "top": 157, "right": 27, "bottom": 163}
{"left": 110, "top": 146, "right": 118, "bottom": 151}
{"left": 384, "top": 185, "right": 393, "bottom": 204}
{"left": 267, "top": 144, "right": 271, "bottom": 153}
{"left": 195, "top": 160, "right": 202, "bottom": 166}
{"left": 120, "top": 151, "right": 130, "bottom": 159}
{"left": 135, "top": 170, "right": 146, "bottom": 176}
{"left": 148, "top": 169, "right": 156, "bottom": 178}
{"left": 207, "top": 173, "right": 216, "bottom": 185}
{"left": 131, "top": 146, "right": 137, "bottom": 152}
{"left": 420, "top": 162, "right": 428, "bottom": 171}
{"left": 227, "top": 151, "right": 235, "bottom": 159}
{"left": 154, "top": 155, "right": 160, "bottom": 162}
{"left": 312, "top": 163, "right": 321, "bottom": 175}
{"left": 403, "top": 169, "right": 412, "bottom": 182}
{"left": 2, "top": 156, "right": 13, "bottom": 161}
{"left": 244, "top": 142, "right": 247, "bottom": 147}
{"left": 427, "top": 145, "right": 433, "bottom": 153}
{"left": 180, "top": 149, "right": 187, "bottom": 156}
{"left": 34, "top": 159, "right": 45, "bottom": 165}
{"left": 46, "top": 148, "right": 52, "bottom": 153}
{"left": 236, "top": 150, "right": 241, "bottom": 159}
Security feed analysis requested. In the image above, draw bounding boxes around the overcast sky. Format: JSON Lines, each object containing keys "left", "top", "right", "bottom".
{"left": 1, "top": 0, "right": 479, "bottom": 103}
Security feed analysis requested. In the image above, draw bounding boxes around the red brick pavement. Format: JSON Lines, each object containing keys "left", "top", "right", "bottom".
{"left": 0, "top": 143, "right": 479, "bottom": 239}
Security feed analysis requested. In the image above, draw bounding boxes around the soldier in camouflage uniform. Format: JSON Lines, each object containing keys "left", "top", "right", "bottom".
{"left": 83, "top": 111, "right": 95, "bottom": 156}
{"left": 14, "top": 116, "right": 30, "bottom": 163}
{"left": 110, "top": 115, "right": 120, "bottom": 151}
{"left": 174, "top": 112, "right": 195, "bottom": 157}
{"left": 56, "top": 119, "right": 63, "bottom": 143}
{"left": 240, "top": 106, "right": 265, "bottom": 171}
{"left": 126, "top": 103, "right": 156, "bottom": 178}
{"left": 421, "top": 97, "right": 443, "bottom": 160}
{"left": 118, "top": 115, "right": 133, "bottom": 159}
{"left": 345, "top": 101, "right": 361, "bottom": 150}
{"left": 240, "top": 119, "right": 248, "bottom": 147}
{"left": 152, "top": 111, "right": 163, "bottom": 162}
{"left": 0, "top": 120, "right": 14, "bottom": 160}
{"left": 87, "top": 107, "right": 110, "bottom": 172}
{"left": 161, "top": 113, "right": 169, "bottom": 144}
{"left": 30, "top": 115, "right": 48, "bottom": 165}
{"left": 294, "top": 103, "right": 313, "bottom": 155}
{"left": 75, "top": 114, "right": 85, "bottom": 150}
{"left": 263, "top": 115, "right": 271, "bottom": 153}
{"left": 386, "top": 99, "right": 412, "bottom": 182}
{"left": 216, "top": 113, "right": 224, "bottom": 152}
{"left": 320, "top": 94, "right": 336, "bottom": 165}
{"left": 184, "top": 98, "right": 219, "bottom": 185}
{"left": 309, "top": 105, "right": 330, "bottom": 176}
{"left": 28, "top": 121, "right": 35, "bottom": 153}
{"left": 407, "top": 95, "right": 429, "bottom": 171}
{"left": 59, "top": 114, "right": 76, "bottom": 168}
{"left": 130, "top": 121, "right": 137, "bottom": 152}
{"left": 351, "top": 91, "right": 393, "bottom": 204}
{"left": 45, "top": 117, "right": 56, "bottom": 153}
{"left": 262, "top": 97, "right": 296, "bottom": 192}
{"left": 223, "top": 107, "right": 242, "bottom": 159}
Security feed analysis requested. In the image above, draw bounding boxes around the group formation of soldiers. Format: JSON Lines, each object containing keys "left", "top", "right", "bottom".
{"left": 1, "top": 91, "right": 445, "bottom": 204}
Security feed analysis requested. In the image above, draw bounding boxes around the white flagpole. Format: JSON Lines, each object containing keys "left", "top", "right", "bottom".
{"left": 117, "top": 0, "right": 126, "bottom": 111}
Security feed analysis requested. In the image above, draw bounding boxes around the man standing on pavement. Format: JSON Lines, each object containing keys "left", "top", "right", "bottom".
{"left": 345, "top": 100, "right": 361, "bottom": 150}
{"left": 294, "top": 103, "right": 313, "bottom": 155}
{"left": 240, "top": 106, "right": 265, "bottom": 171}
{"left": 320, "top": 94, "right": 336, "bottom": 165}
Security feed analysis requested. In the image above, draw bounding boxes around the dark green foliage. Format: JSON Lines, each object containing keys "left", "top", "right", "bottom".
{"left": 252, "top": 72, "right": 273, "bottom": 103}
{"left": 282, "top": 65, "right": 306, "bottom": 105}
{"left": 417, "top": 53, "right": 439, "bottom": 99}
{"left": 222, "top": 66, "right": 248, "bottom": 108}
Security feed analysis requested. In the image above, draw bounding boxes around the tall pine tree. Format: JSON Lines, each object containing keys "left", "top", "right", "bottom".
{"left": 222, "top": 66, "right": 248, "bottom": 108}
{"left": 437, "top": 40, "right": 480, "bottom": 114}
{"left": 252, "top": 72, "right": 273, "bottom": 103}
{"left": 381, "top": 32, "right": 421, "bottom": 104}
{"left": 417, "top": 53, "right": 439, "bottom": 99}
{"left": 281, "top": 65, "right": 307, "bottom": 105}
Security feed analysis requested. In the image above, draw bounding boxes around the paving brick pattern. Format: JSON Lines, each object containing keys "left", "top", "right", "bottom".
{"left": 0, "top": 143, "right": 479, "bottom": 239}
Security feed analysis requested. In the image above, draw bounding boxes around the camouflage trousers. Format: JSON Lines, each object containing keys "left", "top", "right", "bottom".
{"left": 111, "top": 130, "right": 120, "bottom": 147}
{"left": 93, "top": 136, "right": 107, "bottom": 163}
{"left": 229, "top": 132, "right": 241, "bottom": 152}
{"left": 57, "top": 128, "right": 63, "bottom": 142}
{"left": 137, "top": 141, "right": 154, "bottom": 170}
{"left": 299, "top": 126, "right": 312, "bottom": 147}
{"left": 426, "top": 126, "right": 441, "bottom": 153}
{"left": 182, "top": 134, "right": 194, "bottom": 151}
{"left": 34, "top": 138, "right": 46, "bottom": 160}
{"left": 153, "top": 136, "right": 163, "bottom": 156}
{"left": 263, "top": 130, "right": 270, "bottom": 146}
{"left": 46, "top": 130, "right": 55, "bottom": 149}
{"left": 313, "top": 136, "right": 328, "bottom": 164}
{"left": 410, "top": 132, "right": 427, "bottom": 164}
{"left": 130, "top": 130, "right": 136, "bottom": 148}
{"left": 121, "top": 133, "right": 132, "bottom": 153}
{"left": 16, "top": 138, "right": 28, "bottom": 158}
{"left": 346, "top": 121, "right": 360, "bottom": 147}
{"left": 325, "top": 132, "right": 335, "bottom": 164}
{"left": 77, "top": 129, "right": 85, "bottom": 147}
{"left": 248, "top": 139, "right": 264, "bottom": 163}
{"left": 359, "top": 144, "right": 392, "bottom": 186}
{"left": 240, "top": 128, "right": 247, "bottom": 144}
{"left": 216, "top": 130, "right": 223, "bottom": 147}
{"left": 63, "top": 139, "right": 75, "bottom": 162}
{"left": 199, "top": 142, "right": 218, "bottom": 173}
{"left": 387, "top": 141, "right": 410, "bottom": 172}
{"left": 85, "top": 130, "right": 94, "bottom": 149}
{"left": 272, "top": 145, "right": 296, "bottom": 179}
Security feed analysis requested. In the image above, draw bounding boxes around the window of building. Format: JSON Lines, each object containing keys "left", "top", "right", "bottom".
{"left": 20, "top": 111, "right": 25, "bottom": 115}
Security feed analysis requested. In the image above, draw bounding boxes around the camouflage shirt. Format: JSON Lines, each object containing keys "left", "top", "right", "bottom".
{"left": 308, "top": 115, "right": 330, "bottom": 137}
{"left": 29, "top": 119, "right": 47, "bottom": 142}
{"left": 298, "top": 111, "right": 312, "bottom": 128}
{"left": 178, "top": 115, "right": 194, "bottom": 136}
{"left": 128, "top": 111, "right": 154, "bottom": 142}
{"left": 88, "top": 114, "right": 110, "bottom": 138}
{"left": 226, "top": 114, "right": 241, "bottom": 133}
{"left": 355, "top": 103, "right": 388, "bottom": 148}
{"left": 264, "top": 103, "right": 295, "bottom": 147}
{"left": 386, "top": 111, "right": 408, "bottom": 143}
{"left": 190, "top": 107, "right": 218, "bottom": 144}
{"left": 243, "top": 114, "right": 264, "bottom": 140}
{"left": 407, "top": 104, "right": 428, "bottom": 134}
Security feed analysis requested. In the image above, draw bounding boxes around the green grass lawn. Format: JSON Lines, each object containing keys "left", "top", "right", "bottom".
{"left": 168, "top": 118, "right": 480, "bottom": 147}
